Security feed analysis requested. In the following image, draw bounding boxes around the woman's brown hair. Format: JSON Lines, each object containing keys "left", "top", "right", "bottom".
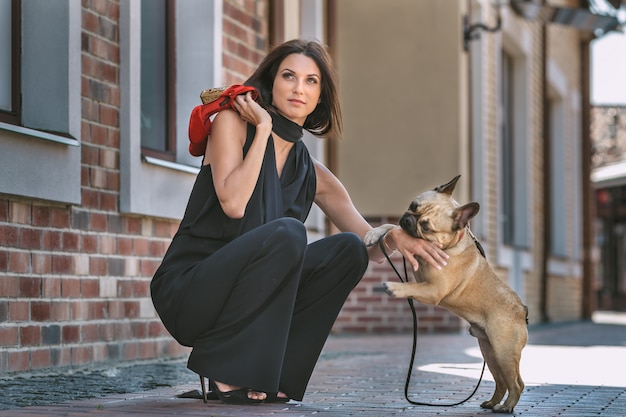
{"left": 245, "top": 38, "right": 342, "bottom": 138}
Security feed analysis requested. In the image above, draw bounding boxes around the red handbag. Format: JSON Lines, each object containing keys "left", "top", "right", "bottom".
{"left": 188, "top": 85, "right": 259, "bottom": 156}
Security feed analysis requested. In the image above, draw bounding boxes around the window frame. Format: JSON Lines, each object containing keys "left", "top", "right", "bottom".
{"left": 0, "top": 0, "right": 81, "bottom": 205}
{"left": 119, "top": 0, "right": 221, "bottom": 219}
{"left": 0, "top": 0, "right": 21, "bottom": 124}
{"left": 140, "top": 0, "right": 177, "bottom": 161}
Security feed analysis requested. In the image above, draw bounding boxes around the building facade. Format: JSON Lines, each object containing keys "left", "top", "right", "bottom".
{"left": 0, "top": 0, "right": 609, "bottom": 374}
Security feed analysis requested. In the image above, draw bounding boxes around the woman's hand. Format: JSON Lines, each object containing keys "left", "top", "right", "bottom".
{"left": 384, "top": 226, "right": 449, "bottom": 272}
{"left": 233, "top": 92, "right": 272, "bottom": 136}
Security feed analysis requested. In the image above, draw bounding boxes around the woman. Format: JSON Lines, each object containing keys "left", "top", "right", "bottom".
{"left": 150, "top": 38, "right": 448, "bottom": 405}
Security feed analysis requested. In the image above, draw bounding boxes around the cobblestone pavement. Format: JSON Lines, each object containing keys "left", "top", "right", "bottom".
{"left": 1, "top": 312, "right": 625, "bottom": 417}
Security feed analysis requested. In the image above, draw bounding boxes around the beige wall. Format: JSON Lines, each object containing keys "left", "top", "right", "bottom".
{"left": 334, "top": 0, "right": 469, "bottom": 217}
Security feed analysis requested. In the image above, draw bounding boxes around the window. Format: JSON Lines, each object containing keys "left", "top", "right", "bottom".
{"left": 0, "top": 0, "right": 20, "bottom": 124}
{"left": 120, "top": 0, "right": 222, "bottom": 219}
{"left": 0, "top": 0, "right": 81, "bottom": 205}
{"left": 140, "top": 0, "right": 176, "bottom": 160}
{"left": 501, "top": 51, "right": 515, "bottom": 246}
{"left": 549, "top": 97, "right": 567, "bottom": 257}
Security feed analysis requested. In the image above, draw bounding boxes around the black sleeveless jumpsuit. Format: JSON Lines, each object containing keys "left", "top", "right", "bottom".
{"left": 150, "top": 125, "right": 369, "bottom": 400}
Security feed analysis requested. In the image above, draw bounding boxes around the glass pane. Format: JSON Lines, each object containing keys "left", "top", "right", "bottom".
{"left": 141, "top": 0, "right": 168, "bottom": 151}
{"left": 0, "top": 0, "right": 12, "bottom": 111}
{"left": 500, "top": 51, "right": 514, "bottom": 246}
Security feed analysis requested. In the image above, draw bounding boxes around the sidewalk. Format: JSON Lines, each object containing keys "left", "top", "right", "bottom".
{"left": 1, "top": 312, "right": 625, "bottom": 417}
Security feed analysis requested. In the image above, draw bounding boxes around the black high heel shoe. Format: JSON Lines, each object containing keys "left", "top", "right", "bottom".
{"left": 208, "top": 379, "right": 265, "bottom": 405}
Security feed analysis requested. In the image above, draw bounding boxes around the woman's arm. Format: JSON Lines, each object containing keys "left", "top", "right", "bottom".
{"left": 313, "top": 158, "right": 448, "bottom": 270}
{"left": 205, "top": 93, "right": 272, "bottom": 219}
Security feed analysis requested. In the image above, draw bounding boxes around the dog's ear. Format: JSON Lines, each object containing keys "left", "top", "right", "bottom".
{"left": 434, "top": 175, "right": 461, "bottom": 195}
{"left": 453, "top": 202, "right": 480, "bottom": 230}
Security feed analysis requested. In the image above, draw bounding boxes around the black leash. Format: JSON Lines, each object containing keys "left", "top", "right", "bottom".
{"left": 378, "top": 230, "right": 486, "bottom": 406}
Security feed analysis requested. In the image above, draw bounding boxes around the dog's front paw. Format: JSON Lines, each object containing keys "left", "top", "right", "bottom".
{"left": 382, "top": 282, "right": 403, "bottom": 298}
{"left": 364, "top": 224, "right": 395, "bottom": 247}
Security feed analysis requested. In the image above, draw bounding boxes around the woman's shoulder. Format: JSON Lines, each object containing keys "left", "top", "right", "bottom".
{"left": 212, "top": 108, "right": 247, "bottom": 130}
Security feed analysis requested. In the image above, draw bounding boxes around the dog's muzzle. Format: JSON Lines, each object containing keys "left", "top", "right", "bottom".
{"left": 400, "top": 213, "right": 420, "bottom": 237}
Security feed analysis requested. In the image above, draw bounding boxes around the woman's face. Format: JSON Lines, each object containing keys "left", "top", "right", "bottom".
{"left": 272, "top": 53, "right": 322, "bottom": 126}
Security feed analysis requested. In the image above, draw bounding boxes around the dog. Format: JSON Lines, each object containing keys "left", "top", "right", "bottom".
{"left": 364, "top": 175, "right": 527, "bottom": 413}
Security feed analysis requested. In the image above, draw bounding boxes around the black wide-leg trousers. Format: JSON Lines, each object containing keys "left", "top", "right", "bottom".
{"left": 175, "top": 217, "right": 368, "bottom": 401}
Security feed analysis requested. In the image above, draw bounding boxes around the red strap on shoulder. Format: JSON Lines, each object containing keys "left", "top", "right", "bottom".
{"left": 188, "top": 85, "right": 259, "bottom": 156}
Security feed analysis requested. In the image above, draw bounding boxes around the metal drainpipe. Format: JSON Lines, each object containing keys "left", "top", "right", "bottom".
{"left": 540, "top": 19, "right": 550, "bottom": 324}
{"left": 580, "top": 36, "right": 595, "bottom": 319}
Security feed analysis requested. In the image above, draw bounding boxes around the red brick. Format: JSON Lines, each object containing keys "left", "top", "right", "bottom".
{"left": 81, "top": 323, "right": 99, "bottom": 342}
{"left": 32, "top": 253, "right": 52, "bottom": 274}
{"left": 148, "top": 321, "right": 168, "bottom": 337}
{"left": 81, "top": 279, "right": 99, "bottom": 297}
{"left": 19, "top": 277, "right": 40, "bottom": 297}
{"left": 42, "top": 230, "right": 62, "bottom": 250}
{"left": 52, "top": 255, "right": 72, "bottom": 274}
{"left": 122, "top": 341, "right": 138, "bottom": 361}
{"left": 31, "top": 206, "right": 52, "bottom": 227}
{"left": 133, "top": 238, "right": 148, "bottom": 256}
{"left": 51, "top": 207, "right": 71, "bottom": 228}
{"left": 62, "top": 232, "right": 80, "bottom": 251}
{"left": 0, "top": 326, "right": 18, "bottom": 346}
{"left": 52, "top": 347, "right": 72, "bottom": 367}
{"left": 108, "top": 300, "right": 124, "bottom": 319}
{"left": 154, "top": 220, "right": 174, "bottom": 238}
{"left": 125, "top": 217, "right": 141, "bottom": 234}
{"left": 20, "top": 325, "right": 41, "bottom": 346}
{"left": 100, "top": 235, "right": 115, "bottom": 254}
{"left": 139, "top": 340, "right": 155, "bottom": 359}
{"left": 0, "top": 250, "right": 6, "bottom": 271}
{"left": 90, "top": 256, "right": 108, "bottom": 275}
{"left": 81, "top": 140, "right": 99, "bottom": 164}
{"left": 82, "top": 234, "right": 98, "bottom": 253}
{"left": 0, "top": 199, "right": 8, "bottom": 221}
{"left": 81, "top": 165, "right": 90, "bottom": 187}
{"left": 31, "top": 302, "right": 51, "bottom": 321}
{"left": 52, "top": 301, "right": 71, "bottom": 321}
{"left": 7, "top": 350, "right": 29, "bottom": 372}
{"left": 148, "top": 240, "right": 163, "bottom": 256}
{"left": 132, "top": 322, "right": 148, "bottom": 339}
{"left": 9, "top": 301, "right": 29, "bottom": 321}
{"left": 118, "top": 237, "right": 132, "bottom": 255}
{"left": 72, "top": 301, "right": 89, "bottom": 320}
{"left": 133, "top": 280, "right": 150, "bottom": 297}
{"left": 42, "top": 277, "right": 61, "bottom": 297}
{"left": 124, "top": 301, "right": 139, "bottom": 318}
{"left": 61, "top": 278, "right": 81, "bottom": 298}
{"left": 0, "top": 225, "right": 19, "bottom": 246}
{"left": 82, "top": 188, "right": 99, "bottom": 209}
{"left": 116, "top": 322, "right": 132, "bottom": 340}
{"left": 100, "top": 322, "right": 115, "bottom": 341}
{"left": 140, "top": 259, "right": 160, "bottom": 277}
{"left": 0, "top": 275, "right": 18, "bottom": 296}
{"left": 90, "top": 301, "right": 109, "bottom": 320}
{"left": 117, "top": 280, "right": 133, "bottom": 298}
{"left": 101, "top": 191, "right": 117, "bottom": 211}
{"left": 31, "top": 348, "right": 51, "bottom": 369}
{"left": 9, "top": 251, "right": 31, "bottom": 274}
{"left": 91, "top": 212, "right": 107, "bottom": 231}
{"left": 10, "top": 201, "right": 31, "bottom": 224}
{"left": 71, "top": 345, "right": 91, "bottom": 366}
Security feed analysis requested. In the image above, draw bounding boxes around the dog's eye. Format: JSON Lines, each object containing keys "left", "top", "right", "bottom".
{"left": 420, "top": 221, "right": 430, "bottom": 232}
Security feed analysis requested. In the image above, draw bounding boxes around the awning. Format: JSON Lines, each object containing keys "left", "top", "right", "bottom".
{"left": 511, "top": 0, "right": 623, "bottom": 36}
{"left": 592, "top": 159, "right": 626, "bottom": 188}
